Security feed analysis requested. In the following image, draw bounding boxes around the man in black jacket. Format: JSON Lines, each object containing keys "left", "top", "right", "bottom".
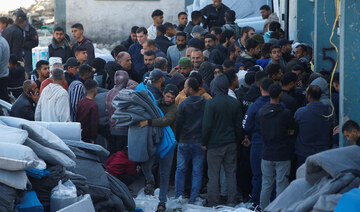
{"left": 2, "top": 10, "right": 26, "bottom": 61}
{"left": 71, "top": 23, "right": 95, "bottom": 65}
{"left": 201, "top": 0, "right": 229, "bottom": 30}
{"left": 174, "top": 77, "right": 207, "bottom": 204}
{"left": 258, "top": 83, "right": 295, "bottom": 210}
{"left": 281, "top": 72, "right": 299, "bottom": 115}
{"left": 10, "top": 80, "right": 39, "bottom": 121}
{"left": 155, "top": 24, "right": 174, "bottom": 55}
{"left": 202, "top": 74, "right": 243, "bottom": 207}
{"left": 236, "top": 38, "right": 261, "bottom": 69}
{"left": 49, "top": 27, "right": 72, "bottom": 63}
{"left": 23, "top": 20, "right": 38, "bottom": 73}
{"left": 121, "top": 26, "right": 138, "bottom": 50}
{"left": 209, "top": 30, "right": 235, "bottom": 65}
{"left": 117, "top": 52, "right": 141, "bottom": 83}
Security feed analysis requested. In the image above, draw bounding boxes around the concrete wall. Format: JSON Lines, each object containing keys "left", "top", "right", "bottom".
{"left": 66, "top": 0, "right": 185, "bottom": 44}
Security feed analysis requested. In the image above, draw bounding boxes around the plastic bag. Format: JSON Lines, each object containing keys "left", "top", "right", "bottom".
{"left": 50, "top": 180, "right": 77, "bottom": 212}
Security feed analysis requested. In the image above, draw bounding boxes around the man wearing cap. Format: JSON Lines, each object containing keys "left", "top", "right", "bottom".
{"left": 2, "top": 9, "right": 26, "bottom": 61}
{"left": 155, "top": 24, "right": 174, "bottom": 55}
{"left": 148, "top": 9, "right": 164, "bottom": 40}
{"left": 64, "top": 57, "right": 80, "bottom": 85}
{"left": 279, "top": 39, "right": 297, "bottom": 73}
{"left": 201, "top": 0, "right": 230, "bottom": 30}
{"left": 190, "top": 25, "right": 207, "bottom": 40}
{"left": 49, "top": 26, "right": 72, "bottom": 63}
{"left": 147, "top": 69, "right": 166, "bottom": 100}
{"left": 178, "top": 57, "right": 192, "bottom": 77}
{"left": 167, "top": 32, "right": 187, "bottom": 69}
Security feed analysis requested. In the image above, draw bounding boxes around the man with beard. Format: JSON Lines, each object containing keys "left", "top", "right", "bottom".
{"left": 167, "top": 32, "right": 187, "bottom": 69}
{"left": 281, "top": 72, "right": 299, "bottom": 115}
{"left": 260, "top": 5, "right": 279, "bottom": 33}
{"left": 191, "top": 49, "right": 204, "bottom": 71}
{"left": 49, "top": 27, "right": 72, "bottom": 63}
{"left": 279, "top": 39, "right": 296, "bottom": 73}
{"left": 35, "top": 60, "right": 50, "bottom": 89}
{"left": 141, "top": 50, "right": 156, "bottom": 81}
{"left": 236, "top": 38, "right": 261, "bottom": 69}
{"left": 117, "top": 51, "right": 141, "bottom": 83}
{"left": 236, "top": 26, "right": 255, "bottom": 54}
{"left": 203, "top": 34, "right": 217, "bottom": 60}
{"left": 209, "top": 30, "right": 235, "bottom": 65}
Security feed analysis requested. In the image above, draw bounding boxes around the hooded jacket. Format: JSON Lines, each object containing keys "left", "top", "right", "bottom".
{"left": 202, "top": 74, "right": 243, "bottom": 148}
{"left": 106, "top": 71, "right": 131, "bottom": 135}
{"left": 242, "top": 84, "right": 261, "bottom": 113}
{"left": 310, "top": 77, "right": 332, "bottom": 108}
{"left": 259, "top": 103, "right": 295, "bottom": 161}
{"left": 294, "top": 101, "right": 333, "bottom": 157}
{"left": 48, "top": 37, "right": 72, "bottom": 63}
{"left": 2, "top": 24, "right": 23, "bottom": 61}
{"left": 243, "top": 95, "right": 270, "bottom": 145}
{"left": 35, "top": 83, "right": 71, "bottom": 122}
{"left": 209, "top": 44, "right": 228, "bottom": 65}
{"left": 176, "top": 95, "right": 207, "bottom": 143}
{"left": 236, "top": 53, "right": 257, "bottom": 70}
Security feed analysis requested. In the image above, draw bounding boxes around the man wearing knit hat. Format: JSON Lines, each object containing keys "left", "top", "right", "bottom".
{"left": 178, "top": 57, "right": 192, "bottom": 77}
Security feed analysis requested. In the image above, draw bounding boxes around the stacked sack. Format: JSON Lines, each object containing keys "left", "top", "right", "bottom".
{"left": 0, "top": 116, "right": 135, "bottom": 212}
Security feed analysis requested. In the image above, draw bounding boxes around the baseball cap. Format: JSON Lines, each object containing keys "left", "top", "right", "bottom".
{"left": 192, "top": 25, "right": 207, "bottom": 35}
{"left": 278, "top": 39, "right": 294, "bottom": 47}
{"left": 14, "top": 9, "right": 27, "bottom": 21}
{"left": 65, "top": 57, "right": 80, "bottom": 69}
{"left": 178, "top": 57, "right": 192, "bottom": 68}
{"left": 150, "top": 68, "right": 165, "bottom": 81}
{"left": 163, "top": 84, "right": 179, "bottom": 96}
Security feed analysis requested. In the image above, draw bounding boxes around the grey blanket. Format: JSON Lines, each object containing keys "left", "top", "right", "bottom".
{"left": 265, "top": 146, "right": 360, "bottom": 212}
{"left": 112, "top": 89, "right": 163, "bottom": 162}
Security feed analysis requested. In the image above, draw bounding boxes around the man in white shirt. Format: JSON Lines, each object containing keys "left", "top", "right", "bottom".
{"left": 35, "top": 68, "right": 71, "bottom": 122}
{"left": 147, "top": 9, "right": 164, "bottom": 39}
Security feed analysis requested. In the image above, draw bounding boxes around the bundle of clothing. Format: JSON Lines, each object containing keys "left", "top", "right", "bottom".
{"left": 265, "top": 145, "right": 360, "bottom": 212}
{"left": 0, "top": 116, "right": 136, "bottom": 212}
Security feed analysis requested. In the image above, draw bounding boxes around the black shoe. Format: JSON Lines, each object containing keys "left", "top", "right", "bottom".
{"left": 219, "top": 195, "right": 228, "bottom": 205}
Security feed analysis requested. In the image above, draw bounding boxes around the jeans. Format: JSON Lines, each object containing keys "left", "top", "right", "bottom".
{"left": 250, "top": 144, "right": 262, "bottom": 207}
{"left": 260, "top": 159, "right": 291, "bottom": 210}
{"left": 175, "top": 143, "right": 205, "bottom": 202}
{"left": 142, "top": 150, "right": 174, "bottom": 203}
{"left": 207, "top": 143, "right": 237, "bottom": 206}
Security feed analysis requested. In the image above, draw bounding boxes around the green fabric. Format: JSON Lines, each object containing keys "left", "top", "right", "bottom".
{"left": 150, "top": 98, "right": 178, "bottom": 130}
{"left": 201, "top": 94, "right": 243, "bottom": 149}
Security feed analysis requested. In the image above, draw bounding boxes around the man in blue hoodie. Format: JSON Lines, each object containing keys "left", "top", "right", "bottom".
{"left": 243, "top": 78, "right": 274, "bottom": 208}
{"left": 174, "top": 77, "right": 207, "bottom": 204}
{"left": 202, "top": 74, "right": 243, "bottom": 207}
{"left": 294, "top": 85, "right": 333, "bottom": 167}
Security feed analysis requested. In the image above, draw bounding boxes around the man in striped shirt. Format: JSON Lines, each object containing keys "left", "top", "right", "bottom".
{"left": 68, "top": 64, "right": 92, "bottom": 121}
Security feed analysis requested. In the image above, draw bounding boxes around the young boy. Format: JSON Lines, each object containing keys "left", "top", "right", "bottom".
{"left": 77, "top": 79, "right": 98, "bottom": 143}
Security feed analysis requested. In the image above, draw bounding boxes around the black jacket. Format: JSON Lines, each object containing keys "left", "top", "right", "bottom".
{"left": 281, "top": 90, "right": 299, "bottom": 115}
{"left": 236, "top": 53, "right": 257, "bottom": 69}
{"left": 2, "top": 24, "right": 24, "bottom": 60}
{"left": 242, "top": 84, "right": 261, "bottom": 113}
{"left": 175, "top": 95, "right": 207, "bottom": 143}
{"left": 155, "top": 35, "right": 173, "bottom": 55}
{"left": 49, "top": 37, "right": 72, "bottom": 63}
{"left": 146, "top": 84, "right": 162, "bottom": 101}
{"left": 209, "top": 44, "right": 228, "bottom": 65}
{"left": 184, "top": 21, "right": 196, "bottom": 34}
{"left": 121, "top": 35, "right": 135, "bottom": 51}
{"left": 10, "top": 93, "right": 36, "bottom": 121}
{"left": 119, "top": 64, "right": 141, "bottom": 83}
{"left": 258, "top": 103, "right": 295, "bottom": 161}
{"left": 24, "top": 24, "right": 38, "bottom": 51}
{"left": 200, "top": 3, "right": 230, "bottom": 29}
{"left": 72, "top": 36, "right": 95, "bottom": 65}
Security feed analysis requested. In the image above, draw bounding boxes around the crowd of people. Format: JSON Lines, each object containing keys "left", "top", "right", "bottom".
{"left": 0, "top": 1, "right": 359, "bottom": 211}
